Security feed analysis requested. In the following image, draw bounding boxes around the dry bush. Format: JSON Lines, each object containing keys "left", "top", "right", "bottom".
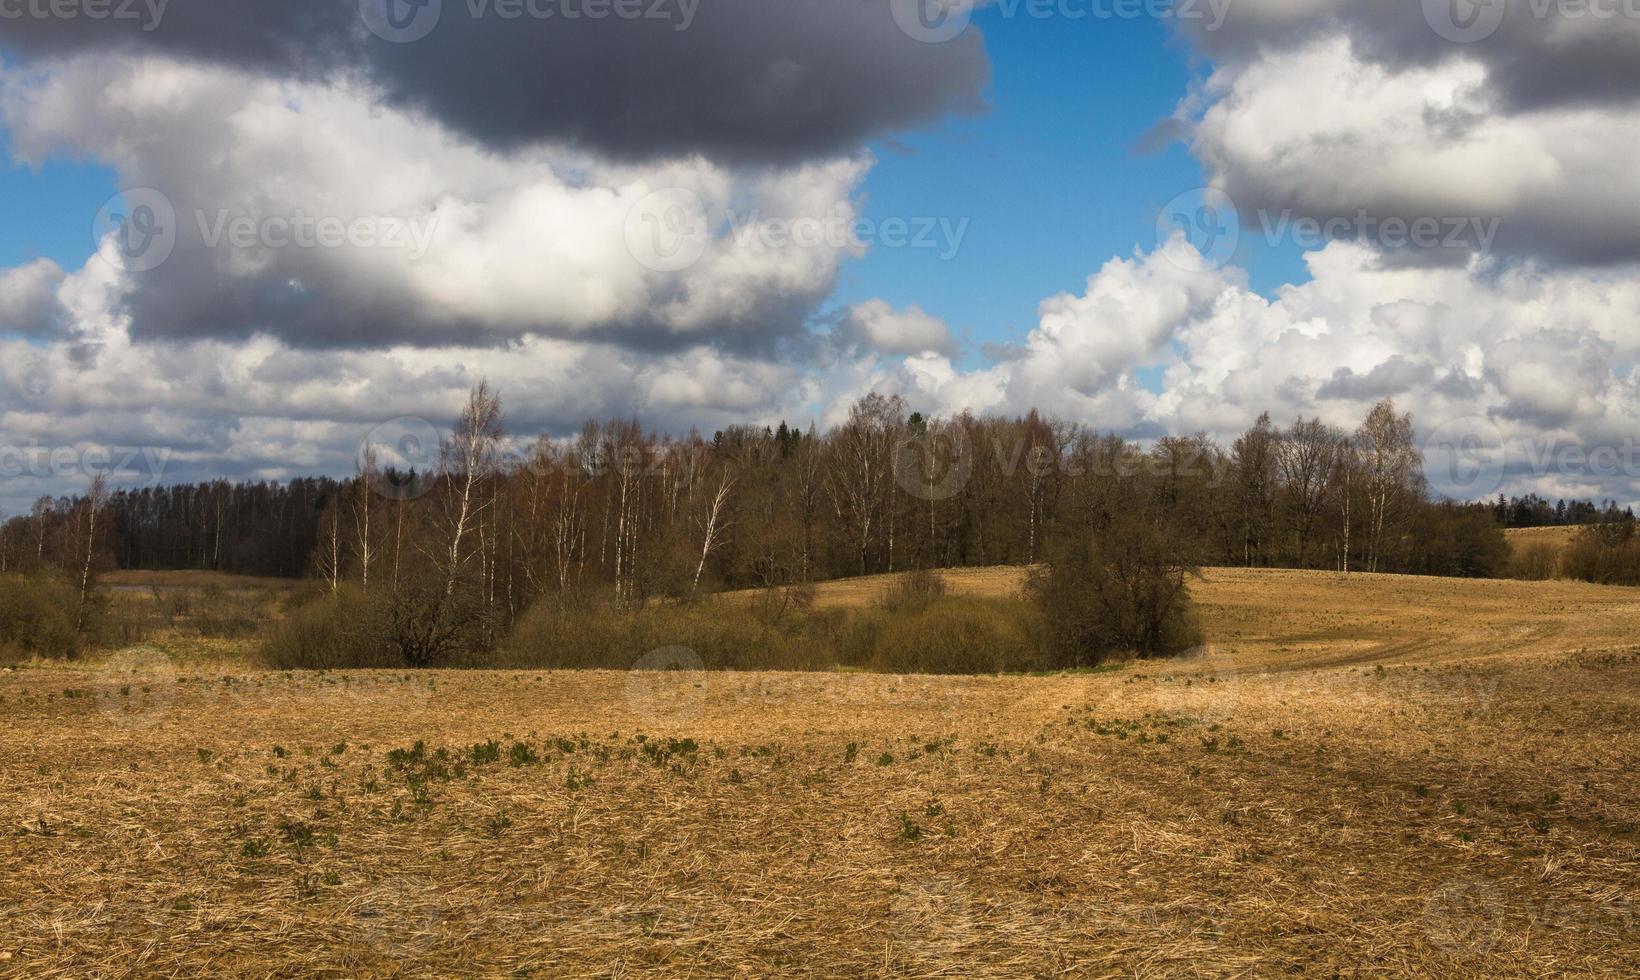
{"left": 745, "top": 582, "right": 817, "bottom": 626}
{"left": 89, "top": 593, "right": 155, "bottom": 647}
{"left": 493, "top": 586, "right": 1049, "bottom": 676}
{"left": 877, "top": 568, "right": 948, "bottom": 614}
{"left": 258, "top": 588, "right": 402, "bottom": 669}
{"left": 491, "top": 594, "right": 836, "bottom": 672}
{"left": 190, "top": 584, "right": 273, "bottom": 639}
{"left": 0, "top": 573, "right": 81, "bottom": 661}
{"left": 1504, "top": 541, "right": 1563, "bottom": 581}
{"left": 1561, "top": 521, "right": 1640, "bottom": 586}
{"left": 1029, "top": 530, "right": 1204, "bottom": 666}
{"left": 151, "top": 585, "right": 192, "bottom": 623}
{"left": 263, "top": 562, "right": 503, "bottom": 670}
{"left": 260, "top": 569, "right": 1100, "bottom": 677}
{"left": 866, "top": 597, "right": 1047, "bottom": 675}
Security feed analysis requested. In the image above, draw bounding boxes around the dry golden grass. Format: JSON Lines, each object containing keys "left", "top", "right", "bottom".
{"left": 1504, "top": 525, "right": 1583, "bottom": 552}
{"left": 2, "top": 568, "right": 1637, "bottom": 976}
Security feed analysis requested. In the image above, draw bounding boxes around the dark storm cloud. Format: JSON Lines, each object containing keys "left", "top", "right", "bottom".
{"left": 0, "top": 0, "right": 989, "bottom": 164}
{"left": 112, "top": 238, "right": 830, "bottom": 355}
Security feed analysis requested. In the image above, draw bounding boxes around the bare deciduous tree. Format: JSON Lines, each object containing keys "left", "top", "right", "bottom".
{"left": 1276, "top": 416, "right": 1340, "bottom": 566}
{"left": 828, "top": 393, "right": 905, "bottom": 576}
{"left": 1357, "top": 399, "right": 1422, "bottom": 573}
{"left": 692, "top": 466, "right": 737, "bottom": 596}
{"left": 351, "top": 447, "right": 379, "bottom": 593}
{"left": 75, "top": 474, "right": 109, "bottom": 632}
{"left": 438, "top": 382, "right": 504, "bottom": 598}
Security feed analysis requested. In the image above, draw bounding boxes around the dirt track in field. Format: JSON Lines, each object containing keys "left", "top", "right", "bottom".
{"left": 1, "top": 568, "right": 1637, "bottom": 977}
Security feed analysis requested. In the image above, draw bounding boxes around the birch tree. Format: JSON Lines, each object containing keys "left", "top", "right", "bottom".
{"left": 692, "top": 466, "right": 737, "bottom": 596}
{"left": 75, "top": 474, "right": 109, "bottom": 632}
{"left": 438, "top": 382, "right": 503, "bottom": 598}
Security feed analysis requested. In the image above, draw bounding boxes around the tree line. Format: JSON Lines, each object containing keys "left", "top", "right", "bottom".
{"left": 6, "top": 387, "right": 1524, "bottom": 598}
{"left": 1490, "top": 493, "right": 1634, "bottom": 529}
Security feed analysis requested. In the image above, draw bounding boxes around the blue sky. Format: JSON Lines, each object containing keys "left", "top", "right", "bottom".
{"left": 839, "top": 13, "right": 1304, "bottom": 369}
{"left": 0, "top": 131, "right": 116, "bottom": 271}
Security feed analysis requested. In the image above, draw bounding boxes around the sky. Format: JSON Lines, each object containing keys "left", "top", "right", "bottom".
{"left": 2, "top": 0, "right": 1639, "bottom": 515}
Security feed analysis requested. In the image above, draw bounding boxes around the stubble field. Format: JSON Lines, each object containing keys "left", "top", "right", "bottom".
{"left": 2, "top": 568, "right": 1638, "bottom": 976}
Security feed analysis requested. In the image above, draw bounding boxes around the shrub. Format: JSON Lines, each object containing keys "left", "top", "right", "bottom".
{"left": 1505, "top": 542, "right": 1563, "bottom": 581}
{"left": 191, "top": 587, "right": 269, "bottom": 639}
{"left": 492, "top": 584, "right": 1052, "bottom": 676}
{"left": 92, "top": 593, "right": 154, "bottom": 648}
{"left": 1029, "top": 519, "right": 1205, "bottom": 666}
{"left": 867, "top": 597, "right": 1046, "bottom": 675}
{"left": 1561, "top": 521, "right": 1640, "bottom": 586}
{"left": 490, "top": 593, "right": 835, "bottom": 671}
{"left": 258, "top": 588, "right": 401, "bottom": 669}
{"left": 262, "top": 572, "right": 1101, "bottom": 676}
{"left": 878, "top": 569, "right": 947, "bottom": 614}
{"left": 0, "top": 573, "right": 82, "bottom": 661}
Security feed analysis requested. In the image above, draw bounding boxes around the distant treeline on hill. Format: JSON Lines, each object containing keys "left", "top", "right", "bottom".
{"left": 1491, "top": 493, "right": 1635, "bottom": 529}
{"left": 1, "top": 388, "right": 1633, "bottom": 593}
